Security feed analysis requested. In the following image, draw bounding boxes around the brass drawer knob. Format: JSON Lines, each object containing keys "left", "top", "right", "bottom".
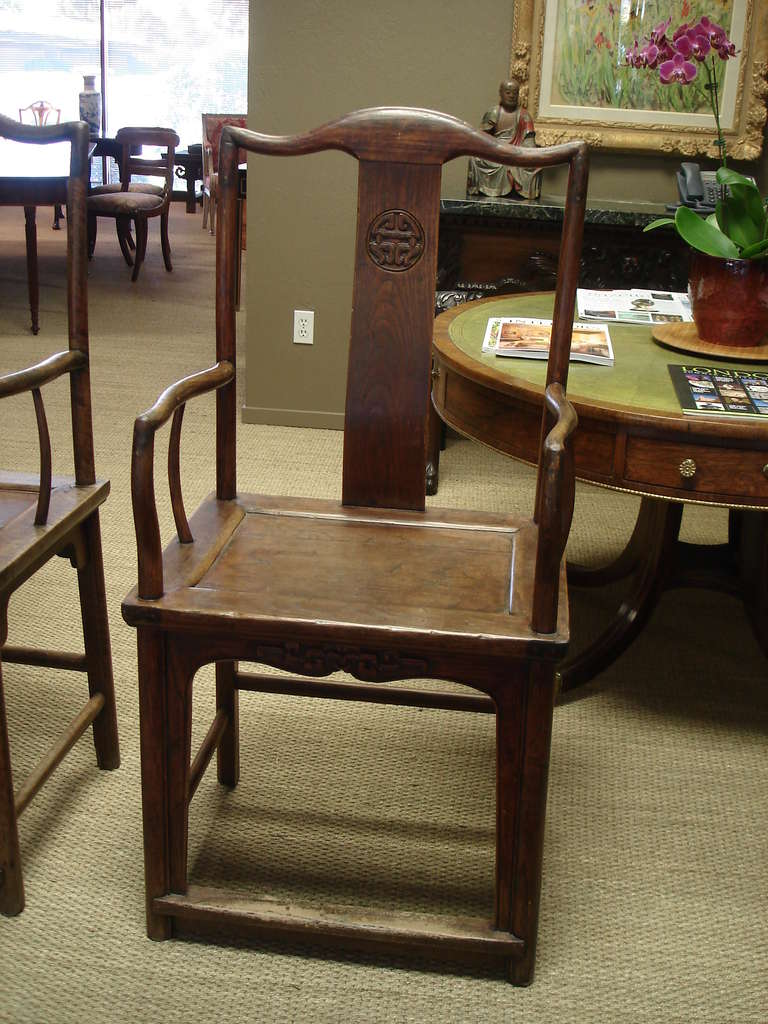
{"left": 431, "top": 366, "right": 440, "bottom": 381}
{"left": 763, "top": 464, "right": 768, "bottom": 479}
{"left": 679, "top": 458, "right": 697, "bottom": 479}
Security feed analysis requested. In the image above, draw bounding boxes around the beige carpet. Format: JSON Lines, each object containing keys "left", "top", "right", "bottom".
{"left": 0, "top": 203, "right": 766, "bottom": 1023}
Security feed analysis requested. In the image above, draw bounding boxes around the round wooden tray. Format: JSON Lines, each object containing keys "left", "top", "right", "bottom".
{"left": 652, "top": 322, "right": 768, "bottom": 362}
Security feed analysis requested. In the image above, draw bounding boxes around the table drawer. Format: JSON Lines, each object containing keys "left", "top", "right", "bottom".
{"left": 624, "top": 438, "right": 768, "bottom": 499}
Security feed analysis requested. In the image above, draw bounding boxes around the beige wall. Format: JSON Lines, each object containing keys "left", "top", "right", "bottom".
{"left": 244, "top": 1, "right": 768, "bottom": 428}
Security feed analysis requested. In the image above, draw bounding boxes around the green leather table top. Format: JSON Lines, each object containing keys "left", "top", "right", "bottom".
{"left": 442, "top": 293, "right": 763, "bottom": 417}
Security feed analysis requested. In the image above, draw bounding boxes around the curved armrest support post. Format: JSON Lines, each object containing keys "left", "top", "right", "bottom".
{"left": 32, "top": 389, "right": 52, "bottom": 525}
{"left": 0, "top": 351, "right": 88, "bottom": 526}
{"left": 531, "top": 383, "right": 578, "bottom": 635}
{"left": 131, "top": 360, "right": 235, "bottom": 600}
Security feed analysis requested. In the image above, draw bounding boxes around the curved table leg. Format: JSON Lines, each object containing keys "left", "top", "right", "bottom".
{"left": 567, "top": 495, "right": 659, "bottom": 587}
{"left": 559, "top": 498, "right": 683, "bottom": 694}
{"left": 732, "top": 508, "right": 768, "bottom": 659}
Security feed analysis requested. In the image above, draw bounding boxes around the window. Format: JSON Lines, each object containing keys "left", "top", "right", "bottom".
{"left": 1, "top": 0, "right": 248, "bottom": 148}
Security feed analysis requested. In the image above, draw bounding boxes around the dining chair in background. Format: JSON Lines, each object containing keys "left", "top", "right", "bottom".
{"left": 86, "top": 126, "right": 179, "bottom": 282}
{"left": 0, "top": 114, "right": 120, "bottom": 915}
{"left": 18, "top": 100, "right": 64, "bottom": 229}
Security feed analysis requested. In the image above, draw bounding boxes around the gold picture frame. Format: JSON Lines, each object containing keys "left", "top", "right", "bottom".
{"left": 511, "top": 0, "right": 768, "bottom": 159}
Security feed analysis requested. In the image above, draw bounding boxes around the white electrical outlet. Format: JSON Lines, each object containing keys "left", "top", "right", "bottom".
{"left": 293, "top": 309, "right": 314, "bottom": 345}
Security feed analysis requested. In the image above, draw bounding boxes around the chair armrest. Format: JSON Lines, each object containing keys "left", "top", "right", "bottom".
{"left": 531, "top": 382, "right": 578, "bottom": 635}
{"left": 132, "top": 360, "right": 234, "bottom": 599}
{"left": 0, "top": 350, "right": 86, "bottom": 398}
{"left": 0, "top": 350, "right": 88, "bottom": 525}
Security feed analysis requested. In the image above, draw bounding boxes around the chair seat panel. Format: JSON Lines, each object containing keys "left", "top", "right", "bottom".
{"left": 0, "top": 489, "right": 36, "bottom": 529}
{"left": 87, "top": 191, "right": 165, "bottom": 215}
{"left": 89, "top": 183, "right": 166, "bottom": 198}
{"left": 123, "top": 494, "right": 569, "bottom": 648}
{"left": 0, "top": 472, "right": 109, "bottom": 592}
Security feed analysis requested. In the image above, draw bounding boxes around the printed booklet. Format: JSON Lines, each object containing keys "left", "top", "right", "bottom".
{"left": 482, "top": 317, "right": 614, "bottom": 366}
{"left": 668, "top": 363, "right": 768, "bottom": 419}
{"left": 577, "top": 288, "right": 693, "bottom": 325}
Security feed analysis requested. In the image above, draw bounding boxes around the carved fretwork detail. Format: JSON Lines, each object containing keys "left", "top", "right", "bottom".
{"left": 255, "top": 640, "right": 429, "bottom": 683}
{"left": 368, "top": 209, "right": 425, "bottom": 272}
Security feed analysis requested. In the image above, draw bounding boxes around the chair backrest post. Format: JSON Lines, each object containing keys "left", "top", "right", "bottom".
{"left": 66, "top": 120, "right": 97, "bottom": 486}
{"left": 215, "top": 134, "right": 239, "bottom": 501}
{"left": 533, "top": 145, "right": 588, "bottom": 526}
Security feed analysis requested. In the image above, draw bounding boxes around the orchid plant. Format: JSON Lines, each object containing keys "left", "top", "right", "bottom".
{"left": 627, "top": 14, "right": 768, "bottom": 261}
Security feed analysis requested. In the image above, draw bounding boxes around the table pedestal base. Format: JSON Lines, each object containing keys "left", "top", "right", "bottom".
{"left": 559, "top": 497, "right": 768, "bottom": 694}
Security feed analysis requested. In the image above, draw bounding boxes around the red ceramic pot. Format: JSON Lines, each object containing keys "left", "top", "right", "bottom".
{"left": 688, "top": 251, "right": 768, "bottom": 347}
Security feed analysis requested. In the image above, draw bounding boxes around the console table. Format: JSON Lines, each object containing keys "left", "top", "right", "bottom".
{"left": 438, "top": 194, "right": 690, "bottom": 294}
{"left": 171, "top": 148, "right": 203, "bottom": 213}
{"left": 431, "top": 293, "right": 768, "bottom": 692}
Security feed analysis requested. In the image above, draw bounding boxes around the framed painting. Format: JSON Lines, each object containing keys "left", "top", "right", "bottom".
{"left": 510, "top": 0, "right": 768, "bottom": 158}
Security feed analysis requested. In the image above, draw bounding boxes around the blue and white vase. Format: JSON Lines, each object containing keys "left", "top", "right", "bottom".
{"left": 79, "top": 74, "right": 101, "bottom": 136}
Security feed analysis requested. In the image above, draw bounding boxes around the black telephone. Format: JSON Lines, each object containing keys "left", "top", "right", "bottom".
{"left": 674, "top": 162, "right": 757, "bottom": 212}
{"left": 676, "top": 162, "right": 719, "bottom": 210}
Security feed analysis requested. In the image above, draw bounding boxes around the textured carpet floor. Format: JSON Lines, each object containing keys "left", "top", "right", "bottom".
{"left": 0, "top": 204, "right": 766, "bottom": 1023}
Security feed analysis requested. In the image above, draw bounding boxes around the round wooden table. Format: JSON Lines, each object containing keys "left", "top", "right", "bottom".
{"left": 430, "top": 293, "right": 768, "bottom": 691}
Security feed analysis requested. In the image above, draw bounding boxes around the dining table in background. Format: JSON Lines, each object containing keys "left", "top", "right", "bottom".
{"left": 0, "top": 137, "right": 93, "bottom": 335}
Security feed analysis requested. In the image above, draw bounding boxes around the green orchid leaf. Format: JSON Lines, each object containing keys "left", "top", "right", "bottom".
{"left": 739, "top": 237, "right": 768, "bottom": 259}
{"left": 673, "top": 205, "right": 740, "bottom": 259}
{"left": 729, "top": 185, "right": 767, "bottom": 233}
{"left": 715, "top": 167, "right": 767, "bottom": 233}
{"left": 716, "top": 166, "right": 758, "bottom": 189}
{"left": 716, "top": 193, "right": 762, "bottom": 249}
{"left": 642, "top": 217, "right": 675, "bottom": 233}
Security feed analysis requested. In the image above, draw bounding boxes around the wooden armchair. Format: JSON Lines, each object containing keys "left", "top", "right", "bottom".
{"left": 87, "top": 127, "right": 179, "bottom": 281}
{"left": 0, "top": 115, "right": 120, "bottom": 915}
{"left": 121, "top": 108, "right": 587, "bottom": 983}
{"left": 201, "top": 113, "right": 246, "bottom": 235}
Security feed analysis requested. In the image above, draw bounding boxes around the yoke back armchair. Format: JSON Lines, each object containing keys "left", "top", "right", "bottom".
{"left": 87, "top": 126, "right": 179, "bottom": 281}
{"left": 0, "top": 114, "right": 120, "bottom": 915}
{"left": 122, "top": 107, "right": 588, "bottom": 983}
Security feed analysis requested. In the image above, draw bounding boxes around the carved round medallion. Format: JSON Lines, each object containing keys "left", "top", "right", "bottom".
{"left": 367, "top": 209, "right": 425, "bottom": 272}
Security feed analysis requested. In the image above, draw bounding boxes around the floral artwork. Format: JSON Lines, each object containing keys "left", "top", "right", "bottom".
{"left": 549, "top": 0, "right": 734, "bottom": 113}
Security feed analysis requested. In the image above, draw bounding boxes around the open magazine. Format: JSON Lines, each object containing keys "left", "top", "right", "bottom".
{"left": 577, "top": 288, "right": 693, "bottom": 325}
{"left": 482, "top": 317, "right": 614, "bottom": 366}
{"left": 668, "top": 364, "right": 768, "bottom": 419}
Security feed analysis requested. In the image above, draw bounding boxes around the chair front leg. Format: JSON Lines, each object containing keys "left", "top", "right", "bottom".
{"left": 136, "top": 628, "right": 194, "bottom": 938}
{"left": 0, "top": 660, "right": 24, "bottom": 916}
{"left": 116, "top": 216, "right": 134, "bottom": 266}
{"left": 74, "top": 513, "right": 120, "bottom": 771}
{"left": 160, "top": 209, "right": 173, "bottom": 271}
{"left": 492, "top": 662, "right": 557, "bottom": 986}
{"left": 215, "top": 660, "right": 239, "bottom": 787}
{"left": 132, "top": 217, "right": 148, "bottom": 282}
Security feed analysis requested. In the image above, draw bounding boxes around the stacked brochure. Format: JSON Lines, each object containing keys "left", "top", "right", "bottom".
{"left": 482, "top": 317, "right": 614, "bottom": 366}
{"left": 668, "top": 364, "right": 768, "bottom": 419}
{"left": 577, "top": 288, "right": 693, "bottom": 325}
